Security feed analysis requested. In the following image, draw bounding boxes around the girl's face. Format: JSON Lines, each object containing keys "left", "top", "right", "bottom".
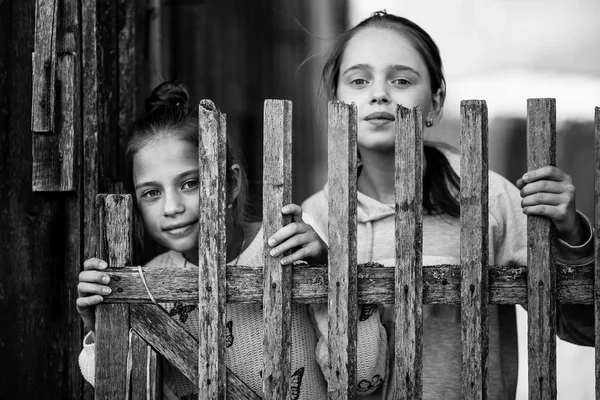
{"left": 336, "top": 27, "right": 441, "bottom": 153}
{"left": 133, "top": 135, "right": 200, "bottom": 256}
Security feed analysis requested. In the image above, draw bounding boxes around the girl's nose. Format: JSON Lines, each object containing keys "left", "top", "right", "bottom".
{"left": 162, "top": 192, "right": 185, "bottom": 216}
{"left": 369, "top": 82, "right": 390, "bottom": 104}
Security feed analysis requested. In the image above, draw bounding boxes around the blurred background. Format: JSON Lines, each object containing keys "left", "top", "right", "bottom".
{"left": 1, "top": 0, "right": 597, "bottom": 398}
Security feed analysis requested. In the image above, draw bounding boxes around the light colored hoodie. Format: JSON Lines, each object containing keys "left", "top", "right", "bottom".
{"left": 302, "top": 149, "right": 594, "bottom": 400}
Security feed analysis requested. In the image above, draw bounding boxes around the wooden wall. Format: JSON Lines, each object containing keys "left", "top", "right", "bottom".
{"left": 0, "top": 0, "right": 347, "bottom": 398}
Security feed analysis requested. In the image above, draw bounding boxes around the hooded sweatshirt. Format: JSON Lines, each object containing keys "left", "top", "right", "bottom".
{"left": 301, "top": 150, "right": 594, "bottom": 400}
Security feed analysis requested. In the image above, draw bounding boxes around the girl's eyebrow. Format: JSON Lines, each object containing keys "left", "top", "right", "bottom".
{"left": 135, "top": 169, "right": 198, "bottom": 190}
{"left": 342, "top": 63, "right": 421, "bottom": 77}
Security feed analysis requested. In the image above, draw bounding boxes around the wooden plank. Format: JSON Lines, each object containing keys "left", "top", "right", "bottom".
{"left": 148, "top": 0, "right": 163, "bottom": 88}
{"left": 460, "top": 100, "right": 489, "bottom": 399}
{"left": 130, "top": 304, "right": 261, "bottom": 400}
{"left": 594, "top": 106, "right": 600, "bottom": 400}
{"left": 327, "top": 100, "right": 358, "bottom": 399}
{"left": 117, "top": 0, "right": 137, "bottom": 177}
{"left": 262, "top": 99, "right": 293, "bottom": 399}
{"left": 394, "top": 105, "right": 423, "bottom": 399}
{"left": 32, "top": 0, "right": 77, "bottom": 192}
{"left": 198, "top": 99, "right": 227, "bottom": 398}
{"left": 31, "top": 0, "right": 57, "bottom": 132}
{"left": 130, "top": 328, "right": 162, "bottom": 400}
{"left": 101, "top": 262, "right": 594, "bottom": 305}
{"left": 95, "top": 194, "right": 134, "bottom": 399}
{"left": 526, "top": 98, "right": 557, "bottom": 400}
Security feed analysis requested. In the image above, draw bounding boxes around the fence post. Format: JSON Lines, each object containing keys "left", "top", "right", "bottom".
{"left": 594, "top": 106, "right": 600, "bottom": 399}
{"left": 198, "top": 99, "right": 228, "bottom": 398}
{"left": 394, "top": 105, "right": 423, "bottom": 400}
{"left": 526, "top": 98, "right": 557, "bottom": 400}
{"left": 262, "top": 99, "right": 293, "bottom": 399}
{"left": 95, "top": 194, "right": 134, "bottom": 399}
{"left": 460, "top": 100, "right": 489, "bottom": 399}
{"left": 327, "top": 100, "right": 358, "bottom": 399}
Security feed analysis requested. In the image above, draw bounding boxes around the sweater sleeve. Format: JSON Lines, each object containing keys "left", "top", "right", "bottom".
{"left": 489, "top": 171, "right": 594, "bottom": 346}
{"left": 78, "top": 331, "right": 96, "bottom": 387}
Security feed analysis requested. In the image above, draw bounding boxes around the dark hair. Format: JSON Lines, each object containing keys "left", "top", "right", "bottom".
{"left": 321, "top": 11, "right": 459, "bottom": 217}
{"left": 126, "top": 81, "right": 251, "bottom": 242}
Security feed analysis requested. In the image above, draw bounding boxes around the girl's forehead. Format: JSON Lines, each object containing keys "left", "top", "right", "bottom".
{"left": 341, "top": 27, "right": 424, "bottom": 68}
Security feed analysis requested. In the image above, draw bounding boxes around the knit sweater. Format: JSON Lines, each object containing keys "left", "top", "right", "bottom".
{"left": 301, "top": 149, "right": 595, "bottom": 400}
{"left": 79, "top": 223, "right": 388, "bottom": 399}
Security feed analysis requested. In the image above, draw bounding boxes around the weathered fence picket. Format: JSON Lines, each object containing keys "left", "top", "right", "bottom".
{"left": 262, "top": 99, "right": 294, "bottom": 399}
{"left": 91, "top": 98, "right": 599, "bottom": 400}
{"left": 594, "top": 105, "right": 600, "bottom": 400}
{"left": 327, "top": 101, "right": 358, "bottom": 399}
{"left": 394, "top": 105, "right": 423, "bottom": 400}
{"left": 460, "top": 100, "right": 489, "bottom": 400}
{"left": 527, "top": 98, "right": 558, "bottom": 400}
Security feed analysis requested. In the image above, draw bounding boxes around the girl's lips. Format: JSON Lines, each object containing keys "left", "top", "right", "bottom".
{"left": 364, "top": 111, "right": 395, "bottom": 121}
{"left": 163, "top": 221, "right": 197, "bottom": 237}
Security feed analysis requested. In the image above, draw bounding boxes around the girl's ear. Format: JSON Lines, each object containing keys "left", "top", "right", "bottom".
{"left": 428, "top": 88, "right": 443, "bottom": 124}
{"left": 229, "top": 163, "right": 242, "bottom": 204}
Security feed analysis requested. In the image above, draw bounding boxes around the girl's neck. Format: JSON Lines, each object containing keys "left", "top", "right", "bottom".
{"left": 357, "top": 147, "right": 427, "bottom": 204}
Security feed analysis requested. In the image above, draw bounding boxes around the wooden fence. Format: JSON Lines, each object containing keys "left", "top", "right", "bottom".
{"left": 94, "top": 99, "right": 600, "bottom": 400}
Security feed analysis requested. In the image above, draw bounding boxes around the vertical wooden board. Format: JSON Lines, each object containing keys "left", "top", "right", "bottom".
{"left": 394, "top": 105, "right": 423, "bottom": 400}
{"left": 117, "top": 0, "right": 137, "bottom": 177}
{"left": 148, "top": 0, "right": 163, "bottom": 89}
{"left": 130, "top": 329, "right": 162, "bottom": 400}
{"left": 31, "top": 0, "right": 57, "bottom": 132}
{"left": 95, "top": 194, "right": 134, "bottom": 398}
{"left": 198, "top": 99, "right": 227, "bottom": 398}
{"left": 526, "top": 98, "right": 557, "bottom": 400}
{"left": 262, "top": 99, "right": 293, "bottom": 399}
{"left": 32, "top": 52, "right": 77, "bottom": 191}
{"left": 95, "top": 304, "right": 130, "bottom": 399}
{"left": 327, "top": 100, "right": 358, "bottom": 399}
{"left": 594, "top": 106, "right": 600, "bottom": 400}
{"left": 460, "top": 100, "right": 489, "bottom": 400}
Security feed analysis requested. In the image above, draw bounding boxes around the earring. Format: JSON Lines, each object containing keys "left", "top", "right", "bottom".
{"left": 227, "top": 204, "right": 233, "bottom": 209}
{"left": 425, "top": 119, "right": 433, "bottom": 128}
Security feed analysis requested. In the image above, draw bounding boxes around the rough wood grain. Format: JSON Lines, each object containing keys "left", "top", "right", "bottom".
{"left": 594, "top": 106, "right": 600, "bottom": 400}
{"left": 394, "top": 105, "right": 423, "bottom": 400}
{"left": 327, "top": 100, "right": 358, "bottom": 399}
{"left": 117, "top": 0, "right": 137, "bottom": 177}
{"left": 95, "top": 193, "right": 134, "bottom": 399}
{"left": 130, "top": 304, "right": 261, "bottom": 400}
{"left": 96, "top": 194, "right": 134, "bottom": 268}
{"left": 31, "top": 0, "right": 57, "bottom": 132}
{"left": 526, "top": 98, "right": 557, "bottom": 400}
{"left": 130, "top": 329, "right": 162, "bottom": 400}
{"left": 460, "top": 100, "right": 489, "bottom": 400}
{"left": 32, "top": 0, "right": 77, "bottom": 192}
{"left": 262, "top": 99, "right": 293, "bottom": 399}
{"left": 102, "top": 262, "right": 594, "bottom": 305}
{"left": 198, "top": 99, "right": 227, "bottom": 398}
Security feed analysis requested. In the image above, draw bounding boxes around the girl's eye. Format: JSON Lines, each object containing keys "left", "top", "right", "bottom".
{"left": 350, "top": 78, "right": 368, "bottom": 86}
{"left": 142, "top": 189, "right": 160, "bottom": 199}
{"left": 392, "top": 78, "right": 410, "bottom": 85}
{"left": 182, "top": 179, "right": 198, "bottom": 190}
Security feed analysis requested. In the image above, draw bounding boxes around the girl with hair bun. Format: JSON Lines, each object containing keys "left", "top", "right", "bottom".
{"left": 76, "top": 81, "right": 387, "bottom": 399}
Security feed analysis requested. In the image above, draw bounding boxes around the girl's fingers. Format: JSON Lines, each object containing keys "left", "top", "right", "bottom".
{"left": 267, "top": 222, "right": 308, "bottom": 247}
{"left": 281, "top": 246, "right": 310, "bottom": 265}
{"left": 269, "top": 232, "right": 309, "bottom": 258}
{"left": 520, "top": 193, "right": 566, "bottom": 208}
{"left": 83, "top": 258, "right": 108, "bottom": 271}
{"left": 77, "top": 282, "right": 112, "bottom": 297}
{"left": 78, "top": 270, "right": 111, "bottom": 285}
{"left": 281, "top": 204, "right": 303, "bottom": 222}
{"left": 519, "top": 180, "right": 569, "bottom": 197}
{"left": 76, "top": 295, "right": 104, "bottom": 309}
{"left": 518, "top": 166, "right": 569, "bottom": 186}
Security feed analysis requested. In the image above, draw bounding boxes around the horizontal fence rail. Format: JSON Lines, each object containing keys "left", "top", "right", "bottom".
{"left": 93, "top": 99, "right": 599, "bottom": 400}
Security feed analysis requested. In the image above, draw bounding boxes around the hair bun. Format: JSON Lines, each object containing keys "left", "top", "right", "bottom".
{"left": 145, "top": 81, "right": 190, "bottom": 114}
